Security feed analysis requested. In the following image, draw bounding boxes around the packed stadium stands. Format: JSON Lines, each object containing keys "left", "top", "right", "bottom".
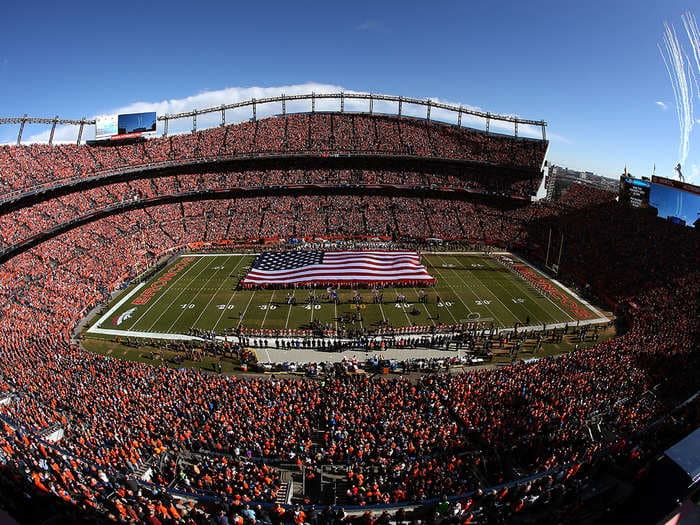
{"left": 0, "top": 112, "right": 697, "bottom": 524}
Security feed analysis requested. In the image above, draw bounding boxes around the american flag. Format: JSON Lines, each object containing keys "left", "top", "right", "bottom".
{"left": 241, "top": 251, "right": 435, "bottom": 287}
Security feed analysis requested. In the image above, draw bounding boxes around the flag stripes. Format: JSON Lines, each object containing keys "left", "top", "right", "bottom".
{"left": 241, "top": 251, "right": 435, "bottom": 287}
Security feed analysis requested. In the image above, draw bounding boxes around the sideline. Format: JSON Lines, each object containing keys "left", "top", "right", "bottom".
{"left": 512, "top": 254, "right": 608, "bottom": 320}
{"left": 85, "top": 252, "right": 610, "bottom": 344}
{"left": 86, "top": 282, "right": 146, "bottom": 333}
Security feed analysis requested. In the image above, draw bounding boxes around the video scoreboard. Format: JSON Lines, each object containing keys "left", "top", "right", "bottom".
{"left": 619, "top": 175, "right": 651, "bottom": 208}
{"left": 94, "top": 111, "right": 157, "bottom": 141}
{"left": 620, "top": 174, "right": 700, "bottom": 228}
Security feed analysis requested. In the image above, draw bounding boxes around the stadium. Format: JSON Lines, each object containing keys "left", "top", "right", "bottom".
{"left": 0, "top": 86, "right": 696, "bottom": 525}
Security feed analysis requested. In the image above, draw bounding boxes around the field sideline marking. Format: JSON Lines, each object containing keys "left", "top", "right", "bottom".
{"left": 180, "top": 253, "right": 260, "bottom": 257}
{"left": 87, "top": 282, "right": 146, "bottom": 332}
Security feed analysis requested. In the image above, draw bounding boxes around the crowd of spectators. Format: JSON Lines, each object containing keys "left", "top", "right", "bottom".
{"left": 0, "top": 190, "right": 539, "bottom": 252}
{"left": 0, "top": 125, "right": 696, "bottom": 525}
{"left": 0, "top": 113, "right": 546, "bottom": 196}
{"left": 0, "top": 176, "right": 695, "bottom": 523}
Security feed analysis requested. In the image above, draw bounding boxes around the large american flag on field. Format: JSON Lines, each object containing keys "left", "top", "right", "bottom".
{"left": 240, "top": 251, "right": 435, "bottom": 287}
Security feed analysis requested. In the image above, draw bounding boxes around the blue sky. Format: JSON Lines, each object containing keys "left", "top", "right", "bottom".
{"left": 0, "top": 0, "right": 698, "bottom": 183}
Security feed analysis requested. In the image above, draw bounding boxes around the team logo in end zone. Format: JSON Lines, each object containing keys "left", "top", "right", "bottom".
{"left": 112, "top": 307, "right": 137, "bottom": 326}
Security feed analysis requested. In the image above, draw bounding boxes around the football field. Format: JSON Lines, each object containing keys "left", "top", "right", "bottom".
{"left": 86, "top": 252, "right": 606, "bottom": 341}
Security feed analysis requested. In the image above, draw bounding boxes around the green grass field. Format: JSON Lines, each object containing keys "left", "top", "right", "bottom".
{"left": 86, "top": 252, "right": 605, "bottom": 340}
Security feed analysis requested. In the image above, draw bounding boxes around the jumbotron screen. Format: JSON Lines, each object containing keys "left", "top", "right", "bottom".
{"left": 649, "top": 176, "right": 700, "bottom": 228}
{"left": 95, "top": 111, "right": 157, "bottom": 140}
{"left": 619, "top": 175, "right": 651, "bottom": 208}
{"left": 118, "top": 111, "right": 157, "bottom": 135}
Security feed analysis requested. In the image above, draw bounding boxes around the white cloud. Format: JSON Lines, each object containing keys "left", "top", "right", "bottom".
{"left": 355, "top": 20, "right": 380, "bottom": 31}
{"left": 18, "top": 83, "right": 549, "bottom": 144}
{"left": 655, "top": 100, "right": 668, "bottom": 110}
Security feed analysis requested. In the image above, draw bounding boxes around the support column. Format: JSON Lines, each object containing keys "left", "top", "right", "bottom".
{"left": 340, "top": 93, "right": 344, "bottom": 113}
{"left": 221, "top": 105, "right": 226, "bottom": 127}
{"left": 163, "top": 117, "right": 169, "bottom": 137}
{"left": 282, "top": 94, "right": 286, "bottom": 115}
{"left": 49, "top": 116, "right": 59, "bottom": 145}
{"left": 311, "top": 92, "right": 315, "bottom": 113}
{"left": 514, "top": 120, "right": 518, "bottom": 138}
{"left": 426, "top": 102, "right": 431, "bottom": 121}
{"left": 457, "top": 107, "right": 462, "bottom": 127}
{"left": 369, "top": 94, "right": 373, "bottom": 114}
{"left": 486, "top": 114, "right": 490, "bottom": 134}
{"left": 76, "top": 118, "right": 85, "bottom": 145}
{"left": 17, "top": 114, "right": 27, "bottom": 145}
{"left": 193, "top": 113, "right": 197, "bottom": 133}
{"left": 252, "top": 98, "right": 256, "bottom": 121}
{"left": 542, "top": 123, "right": 547, "bottom": 141}
{"left": 398, "top": 97, "right": 402, "bottom": 117}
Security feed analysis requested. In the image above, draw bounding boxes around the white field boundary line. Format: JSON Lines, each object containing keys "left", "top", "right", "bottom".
{"left": 182, "top": 251, "right": 509, "bottom": 257}
{"left": 180, "top": 253, "right": 260, "bottom": 257}
{"left": 510, "top": 254, "right": 609, "bottom": 321}
{"left": 85, "top": 317, "right": 610, "bottom": 344}
{"left": 87, "top": 283, "right": 146, "bottom": 333}
{"left": 86, "top": 252, "right": 610, "bottom": 341}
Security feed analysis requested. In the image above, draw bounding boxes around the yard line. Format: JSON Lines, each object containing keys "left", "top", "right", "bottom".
{"left": 377, "top": 301, "right": 387, "bottom": 323}
{"left": 411, "top": 287, "right": 438, "bottom": 325}
{"left": 490, "top": 255, "right": 577, "bottom": 323}
{"left": 446, "top": 254, "right": 522, "bottom": 327}
{"left": 189, "top": 256, "right": 246, "bottom": 329}
{"left": 160, "top": 258, "right": 228, "bottom": 333}
{"left": 392, "top": 292, "right": 413, "bottom": 326}
{"left": 238, "top": 290, "right": 257, "bottom": 329}
{"left": 481, "top": 256, "right": 561, "bottom": 324}
{"left": 475, "top": 256, "right": 546, "bottom": 326}
{"left": 284, "top": 290, "right": 296, "bottom": 329}
{"left": 426, "top": 255, "right": 479, "bottom": 321}
{"left": 260, "top": 290, "right": 277, "bottom": 328}
{"left": 126, "top": 255, "right": 209, "bottom": 331}
{"left": 212, "top": 256, "right": 252, "bottom": 331}
{"left": 333, "top": 298, "right": 338, "bottom": 332}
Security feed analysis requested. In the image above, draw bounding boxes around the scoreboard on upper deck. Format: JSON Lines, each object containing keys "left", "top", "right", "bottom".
{"left": 619, "top": 175, "right": 651, "bottom": 208}
{"left": 95, "top": 112, "right": 157, "bottom": 141}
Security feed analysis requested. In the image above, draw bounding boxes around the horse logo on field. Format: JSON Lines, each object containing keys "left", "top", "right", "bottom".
{"left": 112, "top": 307, "right": 137, "bottom": 326}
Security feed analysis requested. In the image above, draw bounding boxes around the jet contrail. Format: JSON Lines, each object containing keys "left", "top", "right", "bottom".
{"left": 659, "top": 20, "right": 694, "bottom": 168}
{"left": 682, "top": 12, "right": 700, "bottom": 88}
